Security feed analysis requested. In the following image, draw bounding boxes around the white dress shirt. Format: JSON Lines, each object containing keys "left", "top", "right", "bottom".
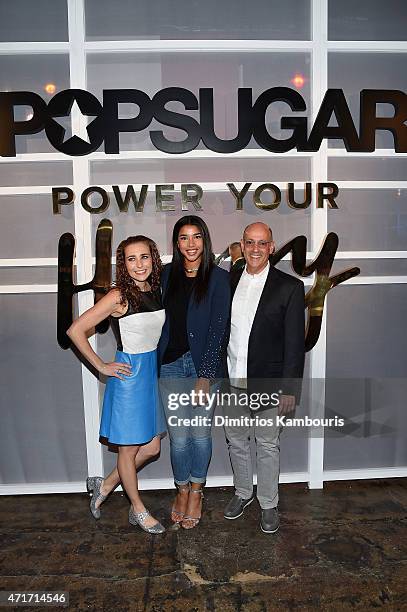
{"left": 227, "top": 262, "right": 270, "bottom": 388}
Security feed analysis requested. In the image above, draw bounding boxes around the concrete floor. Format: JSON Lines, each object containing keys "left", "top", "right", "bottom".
{"left": 1, "top": 480, "right": 406, "bottom": 611}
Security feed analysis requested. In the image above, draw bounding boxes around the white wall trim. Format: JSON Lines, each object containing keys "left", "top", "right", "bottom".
{"left": 343, "top": 276, "right": 407, "bottom": 285}
{"left": 0, "top": 186, "right": 71, "bottom": 196}
{"left": 10, "top": 180, "right": 407, "bottom": 197}
{"left": 328, "top": 149, "right": 407, "bottom": 157}
{"left": 0, "top": 153, "right": 73, "bottom": 163}
{"left": 1, "top": 252, "right": 405, "bottom": 269}
{"left": 2, "top": 276, "right": 406, "bottom": 296}
{"left": 307, "top": 0, "right": 328, "bottom": 490}
{"left": 68, "top": 0, "right": 104, "bottom": 479}
{"left": 0, "top": 42, "right": 69, "bottom": 54}
{"left": 0, "top": 482, "right": 88, "bottom": 495}
{"left": 2, "top": 149, "right": 406, "bottom": 164}
{"left": 327, "top": 41, "right": 407, "bottom": 52}
{"left": 88, "top": 148, "right": 313, "bottom": 161}
{"left": 323, "top": 467, "right": 407, "bottom": 481}
{"left": 85, "top": 40, "right": 315, "bottom": 53}
{"left": 4, "top": 468, "right": 407, "bottom": 496}
{"left": 0, "top": 258, "right": 58, "bottom": 267}
{"left": 85, "top": 39, "right": 407, "bottom": 54}
{"left": 334, "top": 252, "right": 407, "bottom": 259}
{"left": 0, "top": 285, "right": 57, "bottom": 294}
{"left": 334, "top": 181, "right": 407, "bottom": 189}
{"left": 2, "top": 149, "right": 406, "bottom": 163}
{"left": 0, "top": 472, "right": 310, "bottom": 496}
{"left": 86, "top": 181, "right": 315, "bottom": 193}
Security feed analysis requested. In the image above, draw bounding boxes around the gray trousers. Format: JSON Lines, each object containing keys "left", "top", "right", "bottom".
{"left": 223, "top": 387, "right": 281, "bottom": 509}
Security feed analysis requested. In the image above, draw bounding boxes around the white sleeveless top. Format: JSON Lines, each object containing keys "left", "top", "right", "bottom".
{"left": 110, "top": 290, "right": 165, "bottom": 355}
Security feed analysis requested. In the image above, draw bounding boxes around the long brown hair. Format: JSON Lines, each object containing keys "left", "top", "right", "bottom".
{"left": 115, "top": 236, "right": 162, "bottom": 310}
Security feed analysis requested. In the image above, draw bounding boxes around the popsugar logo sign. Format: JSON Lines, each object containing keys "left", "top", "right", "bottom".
{"left": 0, "top": 87, "right": 406, "bottom": 156}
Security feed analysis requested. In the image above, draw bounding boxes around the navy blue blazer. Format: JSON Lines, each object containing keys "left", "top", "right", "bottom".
{"left": 158, "top": 263, "right": 231, "bottom": 378}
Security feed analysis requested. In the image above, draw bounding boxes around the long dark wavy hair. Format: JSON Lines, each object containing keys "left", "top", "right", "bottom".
{"left": 115, "top": 236, "right": 162, "bottom": 310}
{"left": 166, "top": 215, "right": 214, "bottom": 305}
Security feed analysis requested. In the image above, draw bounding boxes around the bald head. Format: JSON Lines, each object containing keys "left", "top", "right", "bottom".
{"left": 241, "top": 222, "right": 275, "bottom": 275}
{"left": 243, "top": 222, "right": 273, "bottom": 242}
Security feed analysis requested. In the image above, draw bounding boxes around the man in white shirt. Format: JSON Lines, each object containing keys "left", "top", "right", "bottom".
{"left": 223, "top": 222, "right": 305, "bottom": 533}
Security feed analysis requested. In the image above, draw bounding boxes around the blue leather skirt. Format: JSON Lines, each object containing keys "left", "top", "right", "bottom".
{"left": 99, "top": 349, "right": 166, "bottom": 445}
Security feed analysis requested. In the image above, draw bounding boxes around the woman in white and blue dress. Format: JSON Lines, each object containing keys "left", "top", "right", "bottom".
{"left": 67, "top": 236, "right": 166, "bottom": 534}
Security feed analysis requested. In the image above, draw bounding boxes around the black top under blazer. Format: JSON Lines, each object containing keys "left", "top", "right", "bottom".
{"left": 229, "top": 264, "right": 305, "bottom": 402}
{"left": 158, "top": 263, "right": 231, "bottom": 379}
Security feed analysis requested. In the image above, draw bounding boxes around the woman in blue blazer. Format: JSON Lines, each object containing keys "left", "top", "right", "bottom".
{"left": 158, "top": 215, "right": 230, "bottom": 529}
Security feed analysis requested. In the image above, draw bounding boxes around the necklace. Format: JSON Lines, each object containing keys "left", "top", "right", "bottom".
{"left": 135, "top": 280, "right": 149, "bottom": 292}
{"left": 185, "top": 267, "right": 199, "bottom": 273}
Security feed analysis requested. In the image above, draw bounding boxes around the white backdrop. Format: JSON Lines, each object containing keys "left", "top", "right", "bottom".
{"left": 1, "top": 0, "right": 406, "bottom": 494}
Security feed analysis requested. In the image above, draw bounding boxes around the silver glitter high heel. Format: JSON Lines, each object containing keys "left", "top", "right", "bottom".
{"left": 128, "top": 506, "right": 165, "bottom": 534}
{"left": 171, "top": 483, "right": 190, "bottom": 524}
{"left": 86, "top": 476, "right": 107, "bottom": 520}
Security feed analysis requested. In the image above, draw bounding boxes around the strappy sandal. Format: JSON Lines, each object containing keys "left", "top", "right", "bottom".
{"left": 181, "top": 486, "right": 204, "bottom": 529}
{"left": 171, "top": 483, "right": 190, "bottom": 524}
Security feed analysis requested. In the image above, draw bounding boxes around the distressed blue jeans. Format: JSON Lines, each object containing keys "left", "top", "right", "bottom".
{"left": 160, "top": 351, "right": 215, "bottom": 485}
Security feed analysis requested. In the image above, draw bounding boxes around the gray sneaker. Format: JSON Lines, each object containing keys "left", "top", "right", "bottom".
{"left": 260, "top": 508, "right": 280, "bottom": 533}
{"left": 224, "top": 494, "right": 254, "bottom": 520}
